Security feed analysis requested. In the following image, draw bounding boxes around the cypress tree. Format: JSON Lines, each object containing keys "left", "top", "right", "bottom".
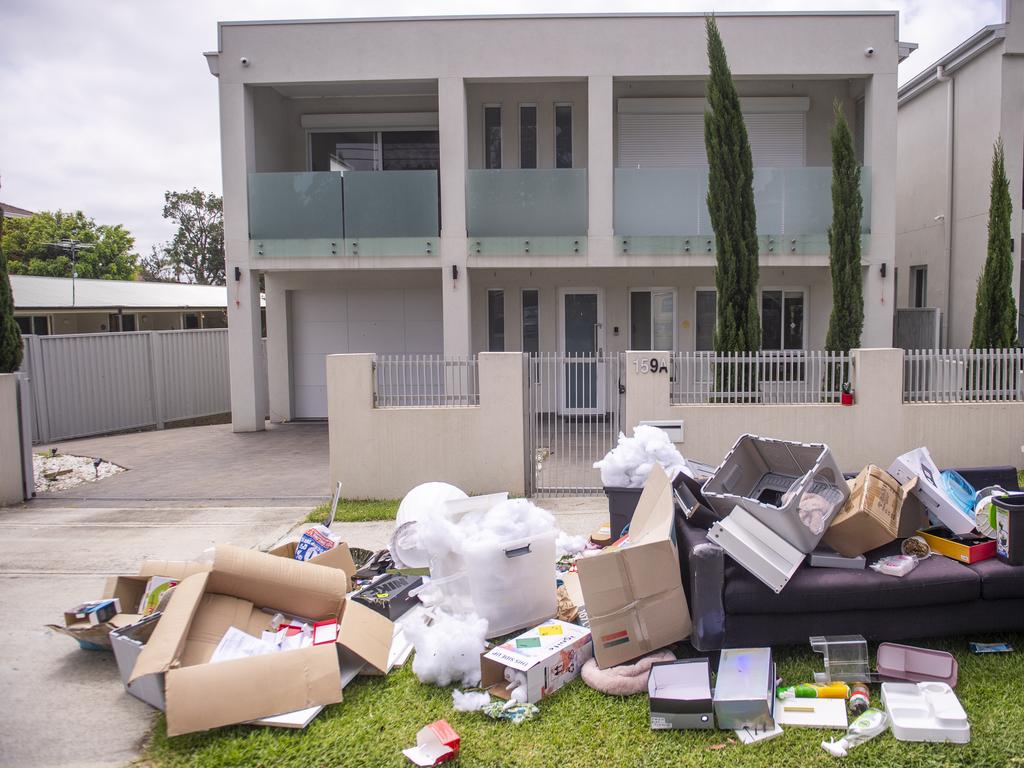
{"left": 970, "top": 138, "right": 1019, "bottom": 349}
{"left": 704, "top": 15, "right": 760, "bottom": 352}
{"left": 0, "top": 209, "right": 24, "bottom": 373}
{"left": 825, "top": 100, "right": 864, "bottom": 395}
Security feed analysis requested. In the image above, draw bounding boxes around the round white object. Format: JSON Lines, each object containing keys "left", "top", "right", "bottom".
{"left": 974, "top": 486, "right": 1005, "bottom": 539}
{"left": 395, "top": 482, "right": 467, "bottom": 527}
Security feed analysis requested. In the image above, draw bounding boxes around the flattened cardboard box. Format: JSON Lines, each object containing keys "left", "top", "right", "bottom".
{"left": 822, "top": 466, "right": 919, "bottom": 558}
{"left": 129, "top": 544, "right": 393, "bottom": 736}
{"left": 576, "top": 465, "right": 692, "bottom": 669}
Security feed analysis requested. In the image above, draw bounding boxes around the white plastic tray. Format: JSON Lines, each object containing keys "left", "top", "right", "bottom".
{"left": 881, "top": 682, "right": 970, "bottom": 743}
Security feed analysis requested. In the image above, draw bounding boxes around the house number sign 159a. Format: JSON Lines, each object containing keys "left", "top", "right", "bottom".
{"left": 634, "top": 357, "right": 669, "bottom": 374}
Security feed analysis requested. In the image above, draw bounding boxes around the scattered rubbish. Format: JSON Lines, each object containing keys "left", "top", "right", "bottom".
{"left": 267, "top": 537, "right": 357, "bottom": 583}
{"left": 648, "top": 658, "right": 714, "bottom": 730}
{"left": 777, "top": 682, "right": 850, "bottom": 700}
{"left": 556, "top": 531, "right": 589, "bottom": 558}
{"left": 68, "top": 598, "right": 120, "bottom": 626}
{"left": 969, "top": 641, "right": 1014, "bottom": 654}
{"left": 735, "top": 724, "right": 783, "bottom": 745}
{"left": 713, "top": 648, "right": 775, "bottom": 731}
{"left": 138, "top": 577, "right": 176, "bottom": 616}
{"left": 452, "top": 689, "right": 491, "bottom": 712}
{"left": 480, "top": 619, "right": 593, "bottom": 704}
{"left": 881, "top": 682, "right": 970, "bottom": 743}
{"left": 555, "top": 585, "right": 579, "bottom": 623}
{"left": 708, "top": 505, "right": 805, "bottom": 593}
{"left": 390, "top": 483, "right": 473, "bottom": 568}
{"left": 582, "top": 648, "right": 676, "bottom": 696}
{"left": 594, "top": 424, "right": 693, "bottom": 489}
{"left": 577, "top": 466, "right": 691, "bottom": 668}
{"left": 293, "top": 524, "right": 342, "bottom": 561}
{"left": 352, "top": 574, "right": 424, "bottom": 620}
{"left": 808, "top": 547, "right": 866, "bottom": 570}
{"left": 811, "top": 635, "right": 870, "bottom": 685}
{"left": 406, "top": 610, "right": 488, "bottom": 687}
{"left": 901, "top": 535, "right": 932, "bottom": 559}
{"left": 869, "top": 554, "right": 919, "bottom": 577}
{"left": 111, "top": 613, "right": 166, "bottom": 710}
{"left": 403, "top": 720, "right": 460, "bottom": 766}
{"left": 822, "top": 465, "right": 916, "bottom": 557}
{"left": 889, "top": 448, "right": 977, "bottom": 535}
{"left": 776, "top": 698, "right": 848, "bottom": 729}
{"left": 915, "top": 526, "right": 995, "bottom": 564}
{"left": 821, "top": 708, "right": 888, "bottom": 757}
{"left": 849, "top": 683, "right": 870, "bottom": 715}
{"left": 480, "top": 699, "right": 540, "bottom": 724}
{"left": 940, "top": 470, "right": 977, "bottom": 519}
{"left": 876, "top": 643, "right": 958, "bottom": 687}
{"left": 973, "top": 486, "right": 1004, "bottom": 538}
{"left": 588, "top": 523, "right": 613, "bottom": 548}
{"left": 992, "top": 492, "right": 1024, "bottom": 565}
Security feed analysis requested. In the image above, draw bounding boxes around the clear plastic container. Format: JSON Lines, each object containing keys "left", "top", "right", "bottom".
{"left": 810, "top": 635, "right": 870, "bottom": 684}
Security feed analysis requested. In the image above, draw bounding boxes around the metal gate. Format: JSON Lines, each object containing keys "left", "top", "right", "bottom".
{"left": 526, "top": 353, "right": 624, "bottom": 496}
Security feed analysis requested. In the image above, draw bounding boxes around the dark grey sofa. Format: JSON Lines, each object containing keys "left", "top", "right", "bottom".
{"left": 678, "top": 466, "right": 1024, "bottom": 651}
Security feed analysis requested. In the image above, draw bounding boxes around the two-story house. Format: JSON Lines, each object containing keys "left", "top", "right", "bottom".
{"left": 205, "top": 11, "right": 913, "bottom": 430}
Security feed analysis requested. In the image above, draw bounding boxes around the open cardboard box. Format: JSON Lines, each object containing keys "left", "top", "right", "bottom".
{"left": 576, "top": 465, "right": 692, "bottom": 668}
{"left": 822, "top": 465, "right": 920, "bottom": 558}
{"left": 129, "top": 544, "right": 393, "bottom": 736}
{"left": 266, "top": 539, "right": 357, "bottom": 588}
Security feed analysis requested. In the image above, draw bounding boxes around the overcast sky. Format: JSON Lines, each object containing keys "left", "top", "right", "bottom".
{"left": 0, "top": 0, "right": 1004, "bottom": 260}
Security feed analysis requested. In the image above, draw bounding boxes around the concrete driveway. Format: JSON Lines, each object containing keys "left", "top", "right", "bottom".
{"left": 35, "top": 422, "right": 331, "bottom": 504}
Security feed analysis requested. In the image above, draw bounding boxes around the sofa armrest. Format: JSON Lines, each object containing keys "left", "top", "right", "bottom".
{"left": 676, "top": 517, "right": 726, "bottom": 652}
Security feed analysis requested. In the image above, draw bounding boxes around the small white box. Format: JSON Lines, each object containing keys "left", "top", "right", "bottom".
{"left": 480, "top": 620, "right": 593, "bottom": 704}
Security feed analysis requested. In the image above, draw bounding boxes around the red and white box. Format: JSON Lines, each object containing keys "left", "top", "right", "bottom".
{"left": 402, "top": 720, "right": 460, "bottom": 766}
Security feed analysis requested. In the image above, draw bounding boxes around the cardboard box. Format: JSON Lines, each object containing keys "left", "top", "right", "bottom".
{"left": 648, "top": 658, "right": 714, "bottom": 730}
{"left": 129, "top": 544, "right": 393, "bottom": 736}
{"left": 267, "top": 539, "right": 356, "bottom": 588}
{"left": 822, "top": 466, "right": 918, "bottom": 558}
{"left": 403, "top": 720, "right": 460, "bottom": 766}
{"left": 480, "top": 619, "right": 593, "bottom": 704}
{"left": 111, "top": 613, "right": 167, "bottom": 710}
{"left": 916, "top": 526, "right": 997, "bottom": 564}
{"left": 888, "top": 448, "right": 977, "bottom": 535}
{"left": 576, "top": 466, "right": 692, "bottom": 669}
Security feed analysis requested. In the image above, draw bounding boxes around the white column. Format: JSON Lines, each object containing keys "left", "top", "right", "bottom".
{"left": 439, "top": 76, "right": 471, "bottom": 355}
{"left": 265, "top": 273, "right": 291, "bottom": 422}
{"left": 587, "top": 75, "right": 615, "bottom": 262}
{"left": 222, "top": 81, "right": 265, "bottom": 431}
{"left": 862, "top": 72, "right": 897, "bottom": 347}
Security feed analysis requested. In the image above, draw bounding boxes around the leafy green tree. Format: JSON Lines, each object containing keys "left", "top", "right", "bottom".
{"left": 704, "top": 15, "right": 760, "bottom": 353}
{"left": 152, "top": 189, "right": 224, "bottom": 285}
{"left": 1, "top": 210, "right": 138, "bottom": 280}
{"left": 970, "top": 138, "right": 1019, "bottom": 349}
{"left": 825, "top": 100, "right": 864, "bottom": 363}
{"left": 0, "top": 209, "right": 23, "bottom": 372}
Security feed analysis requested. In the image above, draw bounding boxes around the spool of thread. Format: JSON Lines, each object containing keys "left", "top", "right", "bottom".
{"left": 849, "top": 683, "right": 870, "bottom": 715}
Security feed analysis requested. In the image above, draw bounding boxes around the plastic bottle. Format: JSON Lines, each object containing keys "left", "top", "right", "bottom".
{"left": 777, "top": 682, "right": 850, "bottom": 699}
{"left": 822, "top": 708, "right": 888, "bottom": 757}
{"left": 849, "top": 683, "right": 870, "bottom": 715}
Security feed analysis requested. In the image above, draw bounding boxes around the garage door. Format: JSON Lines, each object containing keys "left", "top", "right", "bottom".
{"left": 289, "top": 286, "right": 443, "bottom": 418}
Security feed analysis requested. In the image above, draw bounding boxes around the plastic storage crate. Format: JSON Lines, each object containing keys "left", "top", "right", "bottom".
{"left": 702, "top": 434, "right": 849, "bottom": 553}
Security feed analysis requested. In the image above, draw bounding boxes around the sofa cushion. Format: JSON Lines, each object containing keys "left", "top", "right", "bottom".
{"left": 967, "top": 557, "right": 1024, "bottom": 600}
{"left": 723, "top": 543, "right": 981, "bottom": 615}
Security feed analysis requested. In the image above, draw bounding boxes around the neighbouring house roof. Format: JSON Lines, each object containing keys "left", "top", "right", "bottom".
{"left": 0, "top": 201, "right": 35, "bottom": 218}
{"left": 898, "top": 24, "right": 1007, "bottom": 105}
{"left": 10, "top": 274, "right": 238, "bottom": 310}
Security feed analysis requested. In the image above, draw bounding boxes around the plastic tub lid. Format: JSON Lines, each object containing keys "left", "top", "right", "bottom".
{"left": 876, "top": 643, "right": 958, "bottom": 688}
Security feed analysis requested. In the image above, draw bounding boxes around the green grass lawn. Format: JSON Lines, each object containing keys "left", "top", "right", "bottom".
{"left": 147, "top": 634, "right": 1023, "bottom": 768}
{"left": 306, "top": 499, "right": 400, "bottom": 524}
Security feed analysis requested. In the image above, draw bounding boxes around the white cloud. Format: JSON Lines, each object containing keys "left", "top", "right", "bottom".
{"left": 0, "top": 0, "right": 1003, "bottom": 258}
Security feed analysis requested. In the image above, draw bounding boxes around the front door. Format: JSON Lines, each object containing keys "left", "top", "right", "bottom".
{"left": 559, "top": 289, "right": 605, "bottom": 415}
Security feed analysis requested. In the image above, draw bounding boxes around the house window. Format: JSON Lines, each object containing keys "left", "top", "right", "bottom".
{"left": 554, "top": 104, "right": 573, "bottom": 169}
{"left": 910, "top": 265, "right": 928, "bottom": 308}
{"left": 484, "top": 106, "right": 502, "bottom": 170}
{"left": 184, "top": 313, "right": 200, "bottom": 330}
{"left": 310, "top": 131, "right": 377, "bottom": 171}
{"left": 519, "top": 105, "right": 537, "bottom": 169}
{"left": 522, "top": 289, "right": 539, "bottom": 354}
{"left": 108, "top": 313, "right": 137, "bottom": 332}
{"left": 630, "top": 289, "right": 675, "bottom": 350}
{"left": 309, "top": 131, "right": 439, "bottom": 172}
{"left": 695, "top": 290, "right": 717, "bottom": 351}
{"left": 487, "top": 289, "right": 505, "bottom": 351}
{"left": 761, "top": 290, "right": 805, "bottom": 350}
{"left": 15, "top": 315, "right": 49, "bottom": 335}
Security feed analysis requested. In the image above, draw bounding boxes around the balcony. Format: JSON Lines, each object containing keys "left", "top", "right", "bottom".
{"left": 467, "top": 169, "right": 587, "bottom": 256}
{"left": 247, "top": 170, "right": 439, "bottom": 257}
{"left": 614, "top": 167, "right": 871, "bottom": 256}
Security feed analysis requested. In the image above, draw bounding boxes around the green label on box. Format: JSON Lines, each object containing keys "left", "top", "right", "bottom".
{"left": 516, "top": 637, "right": 542, "bottom": 649}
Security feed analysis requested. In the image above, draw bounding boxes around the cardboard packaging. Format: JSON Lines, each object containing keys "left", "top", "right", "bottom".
{"left": 713, "top": 647, "right": 775, "bottom": 731}
{"left": 480, "top": 619, "right": 593, "bottom": 704}
{"left": 111, "top": 613, "right": 167, "bottom": 710}
{"left": 888, "top": 448, "right": 977, "bottom": 535}
{"left": 822, "top": 466, "right": 918, "bottom": 558}
{"left": 267, "top": 539, "right": 356, "bottom": 588}
{"left": 128, "top": 545, "right": 394, "bottom": 737}
{"left": 403, "top": 720, "right": 460, "bottom": 766}
{"left": 648, "top": 658, "right": 714, "bottom": 730}
{"left": 576, "top": 466, "right": 692, "bottom": 669}
{"left": 351, "top": 574, "right": 423, "bottom": 621}
{"left": 916, "top": 526, "right": 996, "bottom": 564}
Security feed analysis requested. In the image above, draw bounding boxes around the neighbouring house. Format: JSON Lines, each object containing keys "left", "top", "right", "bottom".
{"left": 205, "top": 11, "right": 913, "bottom": 430}
{"left": 0, "top": 202, "right": 35, "bottom": 219}
{"left": 896, "top": 0, "right": 1024, "bottom": 347}
{"left": 10, "top": 274, "right": 233, "bottom": 335}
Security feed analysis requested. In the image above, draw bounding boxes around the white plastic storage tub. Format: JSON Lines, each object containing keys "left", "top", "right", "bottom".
{"left": 702, "top": 434, "right": 849, "bottom": 553}
{"left": 460, "top": 529, "right": 557, "bottom": 638}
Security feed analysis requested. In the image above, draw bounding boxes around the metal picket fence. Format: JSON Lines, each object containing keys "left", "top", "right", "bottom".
{"left": 373, "top": 355, "right": 480, "bottom": 407}
{"left": 903, "top": 348, "right": 1024, "bottom": 403}
{"left": 670, "top": 350, "right": 851, "bottom": 404}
